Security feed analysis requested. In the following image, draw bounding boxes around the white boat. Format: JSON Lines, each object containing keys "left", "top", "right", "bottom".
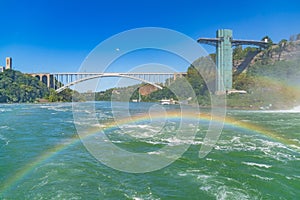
{"left": 160, "top": 99, "right": 171, "bottom": 105}
{"left": 160, "top": 99, "right": 177, "bottom": 105}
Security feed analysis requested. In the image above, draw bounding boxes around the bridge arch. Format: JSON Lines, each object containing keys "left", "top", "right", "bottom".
{"left": 42, "top": 75, "right": 48, "bottom": 85}
{"left": 55, "top": 74, "right": 163, "bottom": 93}
{"left": 34, "top": 75, "right": 40, "bottom": 81}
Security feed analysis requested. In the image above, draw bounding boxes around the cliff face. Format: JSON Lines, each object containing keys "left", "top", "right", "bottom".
{"left": 254, "top": 40, "right": 300, "bottom": 63}
{"left": 230, "top": 39, "right": 300, "bottom": 110}
{"left": 233, "top": 40, "right": 300, "bottom": 74}
{"left": 138, "top": 84, "right": 158, "bottom": 96}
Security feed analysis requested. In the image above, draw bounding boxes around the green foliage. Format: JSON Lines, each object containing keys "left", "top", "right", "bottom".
{"left": 233, "top": 46, "right": 258, "bottom": 61}
{"left": 185, "top": 56, "right": 216, "bottom": 105}
{"left": 94, "top": 85, "right": 139, "bottom": 102}
{"left": 233, "top": 45, "right": 243, "bottom": 60}
{"left": 231, "top": 57, "right": 300, "bottom": 109}
{"left": 0, "top": 69, "right": 49, "bottom": 103}
{"left": 248, "top": 59, "right": 300, "bottom": 82}
{"left": 209, "top": 53, "right": 216, "bottom": 63}
{"left": 143, "top": 87, "right": 177, "bottom": 102}
{"left": 95, "top": 89, "right": 114, "bottom": 101}
{"left": 262, "top": 35, "right": 273, "bottom": 48}
{"left": 47, "top": 88, "right": 84, "bottom": 102}
{"left": 47, "top": 89, "right": 58, "bottom": 102}
{"left": 0, "top": 69, "right": 81, "bottom": 103}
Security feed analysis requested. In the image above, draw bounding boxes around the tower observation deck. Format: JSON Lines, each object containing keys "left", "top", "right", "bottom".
{"left": 198, "top": 29, "right": 269, "bottom": 93}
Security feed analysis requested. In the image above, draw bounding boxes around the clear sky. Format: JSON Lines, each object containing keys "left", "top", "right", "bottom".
{"left": 0, "top": 0, "right": 300, "bottom": 73}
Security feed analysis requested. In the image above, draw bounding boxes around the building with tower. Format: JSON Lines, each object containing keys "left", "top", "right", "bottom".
{"left": 6, "top": 57, "right": 12, "bottom": 70}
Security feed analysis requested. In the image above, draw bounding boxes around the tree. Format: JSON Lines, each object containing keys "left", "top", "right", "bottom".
{"left": 233, "top": 45, "right": 243, "bottom": 60}
{"left": 278, "top": 39, "right": 288, "bottom": 61}
{"left": 262, "top": 36, "right": 273, "bottom": 44}
{"left": 289, "top": 35, "right": 296, "bottom": 42}
{"left": 262, "top": 36, "right": 273, "bottom": 49}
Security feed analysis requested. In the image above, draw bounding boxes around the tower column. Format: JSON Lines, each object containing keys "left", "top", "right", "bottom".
{"left": 216, "top": 29, "right": 233, "bottom": 93}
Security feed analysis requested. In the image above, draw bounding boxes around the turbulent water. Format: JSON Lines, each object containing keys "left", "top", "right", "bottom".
{"left": 0, "top": 102, "right": 299, "bottom": 199}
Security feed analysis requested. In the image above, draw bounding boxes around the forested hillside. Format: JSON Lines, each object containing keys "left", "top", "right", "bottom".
{"left": 0, "top": 70, "right": 49, "bottom": 103}
{"left": 229, "top": 36, "right": 300, "bottom": 109}
{"left": 0, "top": 69, "right": 81, "bottom": 103}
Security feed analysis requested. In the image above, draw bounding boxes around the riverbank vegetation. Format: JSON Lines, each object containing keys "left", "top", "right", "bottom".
{"left": 0, "top": 69, "right": 78, "bottom": 103}
{"left": 0, "top": 69, "right": 49, "bottom": 103}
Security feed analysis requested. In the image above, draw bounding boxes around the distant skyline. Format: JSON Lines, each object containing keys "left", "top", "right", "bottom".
{"left": 0, "top": 0, "right": 300, "bottom": 73}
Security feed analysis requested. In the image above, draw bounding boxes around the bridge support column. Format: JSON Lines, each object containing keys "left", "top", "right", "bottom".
{"left": 47, "top": 74, "right": 50, "bottom": 88}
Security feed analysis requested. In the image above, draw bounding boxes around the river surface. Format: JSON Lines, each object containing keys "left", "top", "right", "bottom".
{"left": 0, "top": 102, "right": 299, "bottom": 199}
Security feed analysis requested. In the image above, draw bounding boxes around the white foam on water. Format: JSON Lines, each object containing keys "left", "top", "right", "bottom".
{"left": 251, "top": 174, "right": 273, "bottom": 181}
{"left": 147, "top": 151, "right": 162, "bottom": 155}
{"left": 290, "top": 145, "right": 300, "bottom": 153}
{"left": 125, "top": 190, "right": 158, "bottom": 200}
{"left": 0, "top": 125, "right": 9, "bottom": 130}
{"left": 120, "top": 124, "right": 161, "bottom": 133}
{"left": 186, "top": 169, "right": 202, "bottom": 173}
{"left": 199, "top": 185, "right": 211, "bottom": 192}
{"left": 40, "top": 104, "right": 73, "bottom": 112}
{"left": 0, "top": 134, "right": 9, "bottom": 146}
{"left": 291, "top": 105, "right": 300, "bottom": 112}
{"left": 30, "top": 179, "right": 49, "bottom": 190}
{"left": 142, "top": 140, "right": 167, "bottom": 145}
{"left": 0, "top": 108, "right": 12, "bottom": 112}
{"left": 163, "top": 137, "right": 202, "bottom": 146}
{"left": 285, "top": 176, "right": 295, "bottom": 180}
{"left": 214, "top": 135, "right": 257, "bottom": 152}
{"left": 242, "top": 162, "right": 272, "bottom": 168}
{"left": 293, "top": 175, "right": 300, "bottom": 179}
{"left": 197, "top": 175, "right": 257, "bottom": 200}
{"left": 215, "top": 186, "right": 252, "bottom": 200}
{"left": 254, "top": 105, "right": 300, "bottom": 113}
{"left": 251, "top": 138, "right": 299, "bottom": 161}
{"left": 178, "top": 172, "right": 188, "bottom": 177}
{"left": 234, "top": 105, "right": 300, "bottom": 113}
{"left": 197, "top": 174, "right": 212, "bottom": 180}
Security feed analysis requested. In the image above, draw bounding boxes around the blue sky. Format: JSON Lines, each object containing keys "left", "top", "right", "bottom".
{"left": 0, "top": 0, "right": 300, "bottom": 73}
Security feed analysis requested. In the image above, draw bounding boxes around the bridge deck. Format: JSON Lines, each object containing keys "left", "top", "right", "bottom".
{"left": 30, "top": 72, "right": 187, "bottom": 75}
{"left": 198, "top": 38, "right": 269, "bottom": 48}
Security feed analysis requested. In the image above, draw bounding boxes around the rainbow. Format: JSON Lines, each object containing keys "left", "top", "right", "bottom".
{"left": 0, "top": 110, "right": 299, "bottom": 196}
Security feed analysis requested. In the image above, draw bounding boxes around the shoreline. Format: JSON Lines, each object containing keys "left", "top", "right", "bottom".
{"left": 0, "top": 100, "right": 298, "bottom": 112}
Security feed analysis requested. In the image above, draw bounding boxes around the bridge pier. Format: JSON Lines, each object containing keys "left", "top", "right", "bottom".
{"left": 30, "top": 73, "right": 51, "bottom": 88}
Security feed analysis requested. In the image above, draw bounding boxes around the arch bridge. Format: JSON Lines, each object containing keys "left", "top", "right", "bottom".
{"left": 28, "top": 72, "right": 186, "bottom": 93}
